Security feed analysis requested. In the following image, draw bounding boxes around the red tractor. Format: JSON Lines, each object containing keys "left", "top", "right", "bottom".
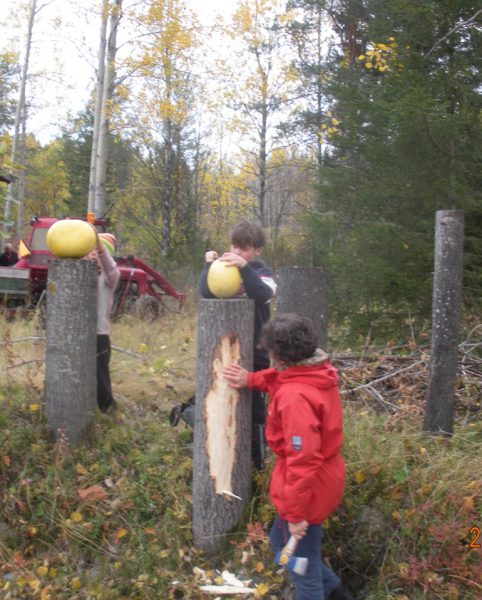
{"left": 2, "top": 216, "right": 186, "bottom": 318}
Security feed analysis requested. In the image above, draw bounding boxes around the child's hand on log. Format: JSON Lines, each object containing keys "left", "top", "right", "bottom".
{"left": 223, "top": 364, "right": 249, "bottom": 388}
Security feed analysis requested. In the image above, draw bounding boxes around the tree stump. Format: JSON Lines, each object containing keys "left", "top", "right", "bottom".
{"left": 277, "top": 266, "right": 329, "bottom": 349}
{"left": 45, "top": 259, "right": 98, "bottom": 446}
{"left": 193, "top": 299, "right": 254, "bottom": 554}
{"left": 423, "top": 210, "right": 464, "bottom": 436}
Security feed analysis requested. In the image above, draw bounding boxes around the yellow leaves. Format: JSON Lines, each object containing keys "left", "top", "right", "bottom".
{"left": 75, "top": 463, "right": 88, "bottom": 476}
{"left": 41, "top": 586, "right": 52, "bottom": 600}
{"left": 255, "top": 582, "right": 269, "bottom": 597}
{"left": 254, "top": 561, "right": 265, "bottom": 573}
{"left": 28, "top": 578, "right": 41, "bottom": 592}
{"left": 460, "top": 496, "right": 475, "bottom": 514}
{"left": 71, "top": 577, "right": 82, "bottom": 590}
{"left": 29, "top": 403, "right": 41, "bottom": 412}
{"left": 113, "top": 527, "right": 129, "bottom": 543}
{"left": 36, "top": 566, "right": 49, "bottom": 577}
{"left": 70, "top": 511, "right": 83, "bottom": 522}
{"left": 233, "top": 5, "right": 253, "bottom": 34}
{"left": 354, "top": 470, "right": 366, "bottom": 484}
{"left": 358, "top": 39, "right": 401, "bottom": 73}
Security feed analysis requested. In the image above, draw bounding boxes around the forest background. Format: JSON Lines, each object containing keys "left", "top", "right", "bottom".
{"left": 0, "top": 0, "right": 480, "bottom": 342}
{"left": 0, "top": 2, "right": 481, "bottom": 599}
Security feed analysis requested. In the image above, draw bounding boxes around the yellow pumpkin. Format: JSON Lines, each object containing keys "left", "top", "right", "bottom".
{"left": 207, "top": 259, "right": 242, "bottom": 299}
{"left": 46, "top": 219, "right": 97, "bottom": 258}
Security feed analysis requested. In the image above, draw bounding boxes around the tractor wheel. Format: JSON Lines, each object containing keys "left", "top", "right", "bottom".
{"left": 132, "top": 296, "right": 163, "bottom": 320}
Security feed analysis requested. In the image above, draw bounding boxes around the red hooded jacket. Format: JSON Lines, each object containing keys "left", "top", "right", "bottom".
{"left": 248, "top": 356, "right": 346, "bottom": 524}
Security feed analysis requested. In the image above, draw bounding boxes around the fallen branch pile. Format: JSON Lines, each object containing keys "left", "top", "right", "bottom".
{"left": 335, "top": 327, "right": 481, "bottom": 424}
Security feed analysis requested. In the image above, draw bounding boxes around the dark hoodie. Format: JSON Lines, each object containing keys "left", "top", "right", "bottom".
{"left": 199, "top": 259, "right": 276, "bottom": 366}
{"left": 247, "top": 350, "right": 346, "bottom": 524}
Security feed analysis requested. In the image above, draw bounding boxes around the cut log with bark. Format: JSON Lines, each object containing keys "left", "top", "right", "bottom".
{"left": 193, "top": 299, "right": 254, "bottom": 554}
{"left": 44, "top": 259, "right": 97, "bottom": 447}
{"left": 423, "top": 210, "right": 464, "bottom": 436}
{"left": 277, "top": 266, "right": 329, "bottom": 349}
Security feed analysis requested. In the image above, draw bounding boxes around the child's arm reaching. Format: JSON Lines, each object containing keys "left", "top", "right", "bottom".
{"left": 223, "top": 364, "right": 249, "bottom": 388}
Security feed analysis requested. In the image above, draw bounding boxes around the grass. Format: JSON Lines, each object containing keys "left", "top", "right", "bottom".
{"left": 0, "top": 302, "right": 481, "bottom": 599}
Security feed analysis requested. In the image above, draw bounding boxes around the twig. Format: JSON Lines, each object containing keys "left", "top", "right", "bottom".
{"left": 111, "top": 345, "right": 144, "bottom": 359}
{"left": 7, "top": 359, "right": 44, "bottom": 370}
{"left": 362, "top": 384, "right": 399, "bottom": 412}
{"left": 345, "top": 360, "right": 427, "bottom": 392}
{"left": 0, "top": 336, "right": 45, "bottom": 346}
{"left": 425, "top": 9, "right": 482, "bottom": 57}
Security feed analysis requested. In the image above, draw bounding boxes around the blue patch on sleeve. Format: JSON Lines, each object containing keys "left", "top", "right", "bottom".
{"left": 292, "top": 436, "right": 303, "bottom": 451}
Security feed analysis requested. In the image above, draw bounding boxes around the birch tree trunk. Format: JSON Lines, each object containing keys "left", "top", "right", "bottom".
{"left": 88, "top": 0, "right": 108, "bottom": 214}
{"left": 45, "top": 260, "right": 98, "bottom": 447}
{"left": 94, "top": 0, "right": 122, "bottom": 218}
{"left": 193, "top": 299, "right": 254, "bottom": 554}
{"left": 423, "top": 210, "right": 464, "bottom": 436}
{"left": 277, "top": 266, "right": 329, "bottom": 350}
{"left": 2, "top": 0, "right": 36, "bottom": 248}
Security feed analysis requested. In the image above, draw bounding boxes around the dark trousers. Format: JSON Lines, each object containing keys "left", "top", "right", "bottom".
{"left": 252, "top": 356, "right": 268, "bottom": 470}
{"left": 97, "top": 334, "right": 115, "bottom": 413}
{"left": 270, "top": 516, "right": 340, "bottom": 600}
{"left": 252, "top": 389, "right": 266, "bottom": 470}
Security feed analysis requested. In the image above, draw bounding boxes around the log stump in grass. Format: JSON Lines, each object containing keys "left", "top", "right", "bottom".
{"left": 193, "top": 298, "right": 254, "bottom": 554}
{"left": 424, "top": 210, "right": 464, "bottom": 436}
{"left": 45, "top": 259, "right": 97, "bottom": 447}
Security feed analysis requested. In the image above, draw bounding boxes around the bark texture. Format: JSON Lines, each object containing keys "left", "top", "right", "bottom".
{"left": 45, "top": 260, "right": 97, "bottom": 446}
{"left": 277, "top": 266, "right": 329, "bottom": 350}
{"left": 193, "top": 299, "right": 254, "bottom": 554}
{"left": 423, "top": 210, "right": 464, "bottom": 435}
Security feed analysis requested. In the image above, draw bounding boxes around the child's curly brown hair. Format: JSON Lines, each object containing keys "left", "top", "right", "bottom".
{"left": 260, "top": 313, "right": 317, "bottom": 364}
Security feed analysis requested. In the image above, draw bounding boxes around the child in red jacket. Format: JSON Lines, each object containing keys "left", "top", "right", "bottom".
{"left": 224, "top": 313, "right": 352, "bottom": 600}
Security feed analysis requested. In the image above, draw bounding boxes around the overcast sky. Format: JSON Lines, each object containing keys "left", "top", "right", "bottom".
{"left": 0, "top": 0, "right": 238, "bottom": 143}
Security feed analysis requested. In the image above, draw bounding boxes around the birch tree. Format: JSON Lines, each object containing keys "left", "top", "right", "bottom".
{"left": 87, "top": 0, "right": 108, "bottom": 215}
{"left": 88, "top": 0, "right": 122, "bottom": 219}
{"left": 223, "top": 0, "right": 296, "bottom": 227}
{"left": 126, "top": 0, "right": 199, "bottom": 257}
{"left": 2, "top": 0, "right": 37, "bottom": 248}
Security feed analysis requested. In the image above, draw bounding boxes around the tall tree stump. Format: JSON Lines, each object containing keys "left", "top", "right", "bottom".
{"left": 193, "top": 299, "right": 254, "bottom": 554}
{"left": 277, "top": 266, "right": 329, "bottom": 349}
{"left": 45, "top": 259, "right": 97, "bottom": 446}
{"left": 423, "top": 210, "right": 464, "bottom": 435}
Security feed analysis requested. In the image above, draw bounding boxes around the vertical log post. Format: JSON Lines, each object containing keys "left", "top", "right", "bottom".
{"left": 45, "top": 259, "right": 98, "bottom": 446}
{"left": 277, "top": 266, "right": 329, "bottom": 349}
{"left": 193, "top": 299, "right": 254, "bottom": 554}
{"left": 423, "top": 210, "right": 464, "bottom": 435}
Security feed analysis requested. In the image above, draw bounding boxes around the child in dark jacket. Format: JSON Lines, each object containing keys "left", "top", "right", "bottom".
{"left": 224, "top": 313, "right": 352, "bottom": 600}
{"left": 199, "top": 219, "right": 277, "bottom": 470}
